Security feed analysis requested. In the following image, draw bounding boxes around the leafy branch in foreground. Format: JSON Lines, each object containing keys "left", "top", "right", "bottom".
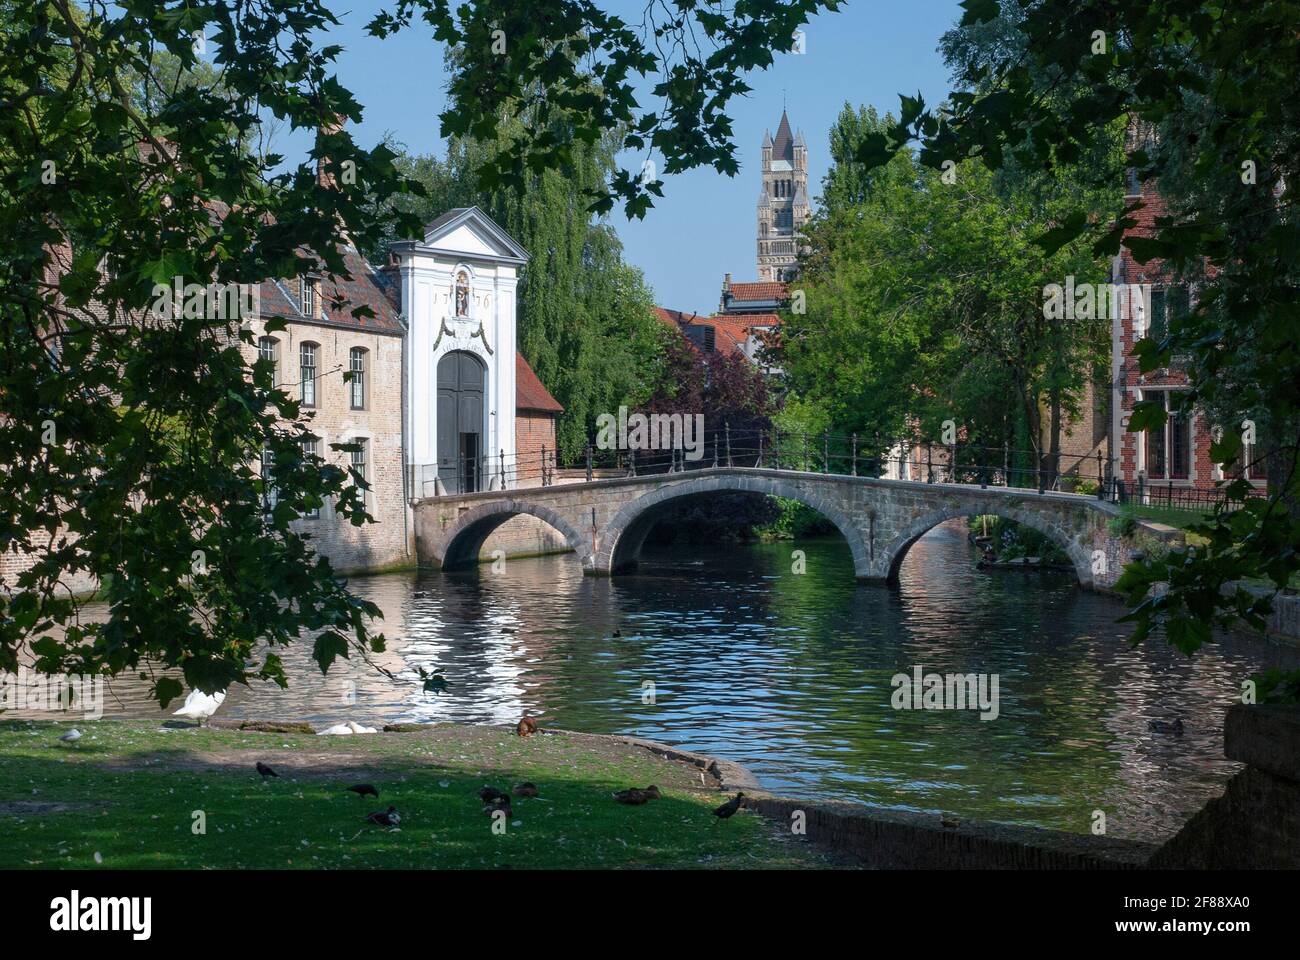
{"left": 859, "top": 0, "right": 1300, "bottom": 675}
{"left": 367, "top": 0, "right": 840, "bottom": 217}
{"left": 0, "top": 1, "right": 424, "bottom": 704}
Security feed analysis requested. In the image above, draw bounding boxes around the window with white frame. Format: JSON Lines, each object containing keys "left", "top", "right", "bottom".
{"left": 1143, "top": 390, "right": 1191, "bottom": 481}
{"left": 300, "top": 342, "right": 318, "bottom": 407}
{"left": 300, "top": 276, "right": 316, "bottom": 317}
{"left": 261, "top": 443, "right": 278, "bottom": 511}
{"left": 349, "top": 439, "right": 369, "bottom": 513}
{"left": 301, "top": 437, "right": 320, "bottom": 518}
{"left": 257, "top": 336, "right": 279, "bottom": 378}
{"left": 349, "top": 347, "right": 366, "bottom": 410}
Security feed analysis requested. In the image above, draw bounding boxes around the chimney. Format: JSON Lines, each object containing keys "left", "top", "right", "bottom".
{"left": 315, "top": 114, "right": 354, "bottom": 248}
{"left": 317, "top": 114, "right": 347, "bottom": 190}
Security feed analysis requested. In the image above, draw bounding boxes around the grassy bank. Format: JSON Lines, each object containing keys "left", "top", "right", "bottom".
{"left": 0, "top": 720, "right": 843, "bottom": 870}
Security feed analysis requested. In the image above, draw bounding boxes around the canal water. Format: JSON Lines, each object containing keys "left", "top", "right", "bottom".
{"left": 38, "top": 520, "right": 1300, "bottom": 842}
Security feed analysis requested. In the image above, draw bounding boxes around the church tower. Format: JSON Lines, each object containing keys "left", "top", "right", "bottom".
{"left": 756, "top": 110, "right": 810, "bottom": 282}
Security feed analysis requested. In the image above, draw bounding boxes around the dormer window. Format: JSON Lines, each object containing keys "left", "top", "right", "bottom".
{"left": 300, "top": 276, "right": 316, "bottom": 317}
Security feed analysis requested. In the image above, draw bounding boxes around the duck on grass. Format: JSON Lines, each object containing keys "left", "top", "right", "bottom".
{"left": 0, "top": 720, "right": 845, "bottom": 870}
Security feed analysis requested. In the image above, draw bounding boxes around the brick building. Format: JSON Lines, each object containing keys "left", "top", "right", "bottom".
{"left": 1107, "top": 130, "right": 1254, "bottom": 495}
{"left": 263, "top": 204, "right": 564, "bottom": 571}
{"left": 513, "top": 351, "right": 564, "bottom": 485}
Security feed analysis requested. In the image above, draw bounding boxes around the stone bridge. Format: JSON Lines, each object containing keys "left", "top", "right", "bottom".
{"left": 412, "top": 467, "right": 1132, "bottom": 588}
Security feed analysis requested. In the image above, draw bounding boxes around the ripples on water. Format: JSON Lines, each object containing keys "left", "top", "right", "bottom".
{"left": 35, "top": 521, "right": 1300, "bottom": 842}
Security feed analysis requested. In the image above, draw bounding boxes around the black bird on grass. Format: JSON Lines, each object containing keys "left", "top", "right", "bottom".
{"left": 479, "top": 786, "right": 509, "bottom": 804}
{"left": 348, "top": 783, "right": 379, "bottom": 800}
{"left": 255, "top": 762, "right": 279, "bottom": 780}
{"left": 713, "top": 792, "right": 745, "bottom": 819}
{"left": 484, "top": 795, "right": 512, "bottom": 817}
{"left": 365, "top": 805, "right": 401, "bottom": 827}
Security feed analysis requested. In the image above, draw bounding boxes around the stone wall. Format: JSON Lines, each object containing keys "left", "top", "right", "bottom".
{"left": 1148, "top": 704, "right": 1300, "bottom": 869}
{"left": 478, "top": 514, "right": 573, "bottom": 560}
{"left": 0, "top": 533, "right": 99, "bottom": 598}
{"left": 742, "top": 795, "right": 1154, "bottom": 869}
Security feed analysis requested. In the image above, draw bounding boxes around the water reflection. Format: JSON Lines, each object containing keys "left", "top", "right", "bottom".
{"left": 25, "top": 520, "right": 1300, "bottom": 842}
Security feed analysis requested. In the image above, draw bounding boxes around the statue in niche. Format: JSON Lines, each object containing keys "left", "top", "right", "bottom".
{"left": 454, "top": 270, "right": 470, "bottom": 318}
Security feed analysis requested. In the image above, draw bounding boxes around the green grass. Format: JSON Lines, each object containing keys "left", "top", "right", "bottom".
{"left": 1119, "top": 502, "right": 1207, "bottom": 530}
{"left": 0, "top": 720, "right": 842, "bottom": 870}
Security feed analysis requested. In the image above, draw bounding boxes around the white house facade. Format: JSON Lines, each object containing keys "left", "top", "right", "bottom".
{"left": 390, "top": 207, "right": 530, "bottom": 497}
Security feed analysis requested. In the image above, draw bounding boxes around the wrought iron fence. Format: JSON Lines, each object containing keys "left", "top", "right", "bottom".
{"left": 414, "top": 424, "right": 1269, "bottom": 517}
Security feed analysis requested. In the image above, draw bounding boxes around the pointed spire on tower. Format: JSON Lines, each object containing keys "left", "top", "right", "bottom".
{"left": 772, "top": 110, "right": 794, "bottom": 162}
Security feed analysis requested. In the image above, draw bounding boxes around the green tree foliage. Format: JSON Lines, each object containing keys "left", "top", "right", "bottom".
{"left": 782, "top": 103, "right": 1116, "bottom": 477}
{"left": 861, "top": 0, "right": 1300, "bottom": 658}
{"left": 0, "top": 1, "right": 423, "bottom": 704}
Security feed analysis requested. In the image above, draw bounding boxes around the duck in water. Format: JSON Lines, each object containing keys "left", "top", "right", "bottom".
{"left": 1148, "top": 718, "right": 1185, "bottom": 736}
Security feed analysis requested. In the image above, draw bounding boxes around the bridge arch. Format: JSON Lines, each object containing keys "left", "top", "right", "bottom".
{"left": 433, "top": 499, "right": 588, "bottom": 570}
{"left": 593, "top": 472, "right": 871, "bottom": 577}
{"left": 879, "top": 503, "right": 1094, "bottom": 587}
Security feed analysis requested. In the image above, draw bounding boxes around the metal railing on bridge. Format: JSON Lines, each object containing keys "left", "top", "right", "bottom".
{"left": 415, "top": 425, "right": 1267, "bottom": 515}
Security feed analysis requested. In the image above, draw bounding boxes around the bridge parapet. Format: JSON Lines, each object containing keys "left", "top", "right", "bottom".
{"left": 413, "top": 466, "right": 1128, "bottom": 587}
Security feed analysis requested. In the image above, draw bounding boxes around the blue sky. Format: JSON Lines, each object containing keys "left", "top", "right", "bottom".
{"left": 282, "top": 1, "right": 965, "bottom": 314}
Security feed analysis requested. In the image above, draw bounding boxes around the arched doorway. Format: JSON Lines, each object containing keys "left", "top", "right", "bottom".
{"left": 437, "top": 351, "right": 486, "bottom": 494}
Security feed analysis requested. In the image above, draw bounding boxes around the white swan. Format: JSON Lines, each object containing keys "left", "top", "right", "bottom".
{"left": 317, "top": 720, "right": 378, "bottom": 736}
{"left": 172, "top": 689, "right": 226, "bottom": 725}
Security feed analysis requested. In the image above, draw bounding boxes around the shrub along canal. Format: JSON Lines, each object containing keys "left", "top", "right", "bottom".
{"left": 45, "top": 519, "right": 1300, "bottom": 844}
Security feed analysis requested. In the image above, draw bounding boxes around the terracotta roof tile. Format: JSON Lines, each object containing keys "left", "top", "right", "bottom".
{"left": 516, "top": 353, "right": 563, "bottom": 413}
{"left": 653, "top": 306, "right": 701, "bottom": 328}
{"left": 727, "top": 281, "right": 788, "bottom": 302}
{"left": 259, "top": 245, "right": 404, "bottom": 336}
